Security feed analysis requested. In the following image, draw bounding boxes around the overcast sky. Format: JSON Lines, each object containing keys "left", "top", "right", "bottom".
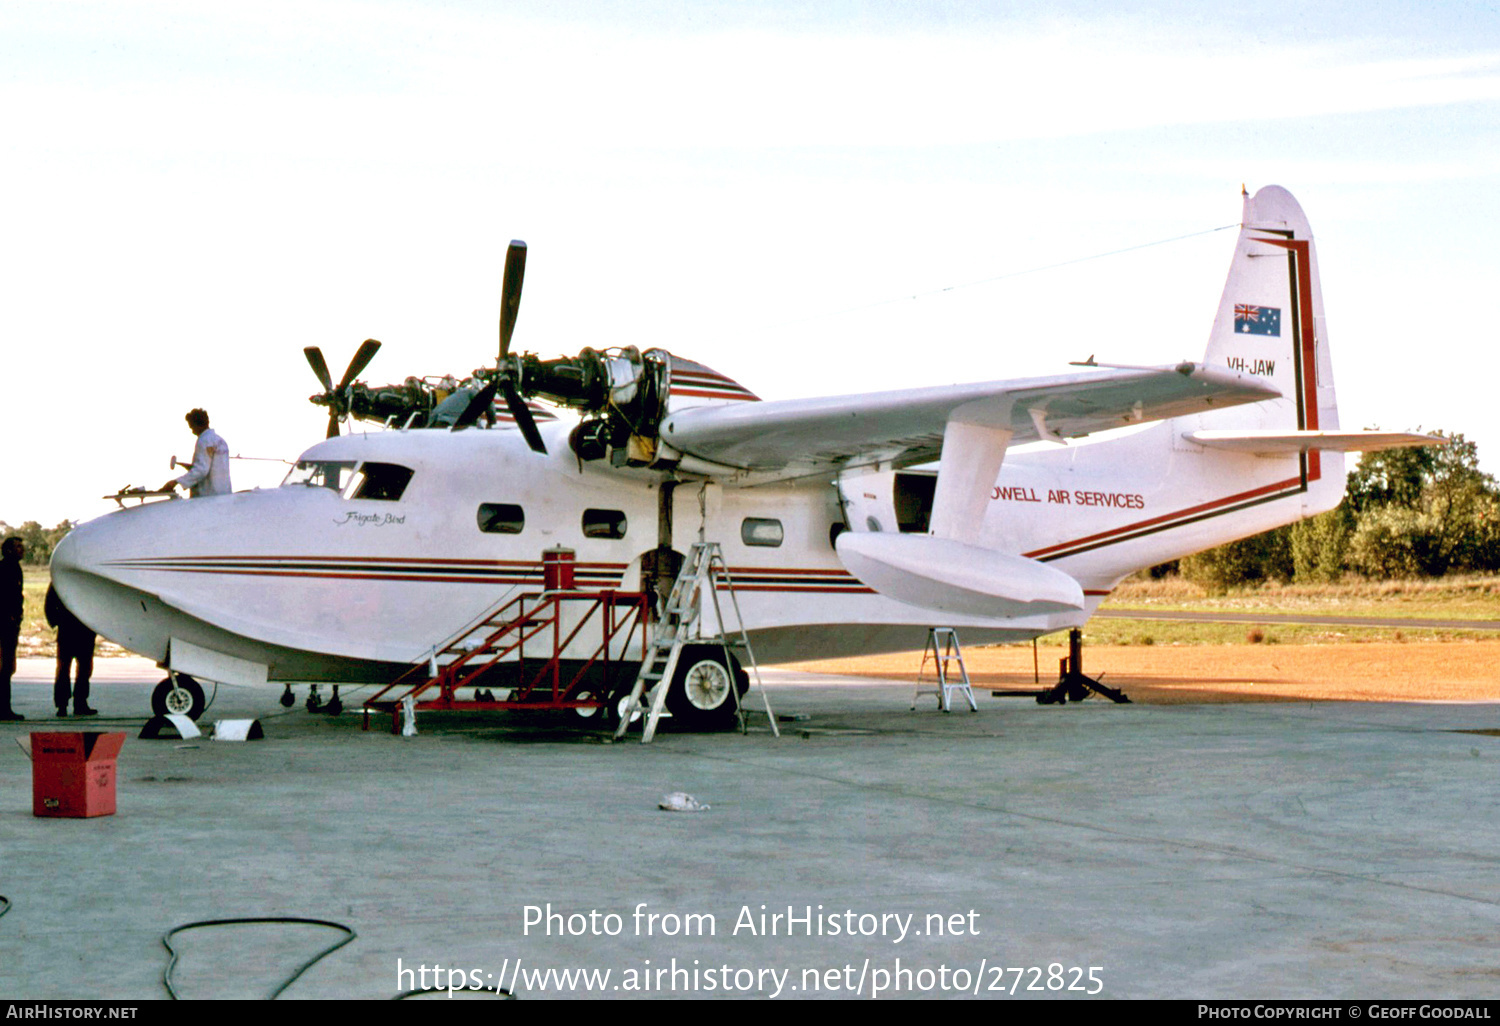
{"left": 3, "top": 1, "right": 1498, "bottom": 528}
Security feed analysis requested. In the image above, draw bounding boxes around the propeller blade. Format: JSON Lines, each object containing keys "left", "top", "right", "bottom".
{"left": 337, "top": 338, "right": 382, "bottom": 391}
{"left": 498, "top": 241, "right": 527, "bottom": 360}
{"left": 451, "top": 381, "right": 498, "bottom": 431}
{"left": 326, "top": 409, "right": 341, "bottom": 439}
{"left": 304, "top": 347, "right": 334, "bottom": 392}
{"left": 502, "top": 378, "right": 547, "bottom": 454}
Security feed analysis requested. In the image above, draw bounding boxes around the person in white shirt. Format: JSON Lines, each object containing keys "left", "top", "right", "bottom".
{"left": 162, "top": 408, "right": 233, "bottom": 497}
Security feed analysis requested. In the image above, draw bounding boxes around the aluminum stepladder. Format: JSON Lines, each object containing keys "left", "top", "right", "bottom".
{"left": 912, "top": 627, "right": 977, "bottom": 712}
{"left": 615, "top": 541, "right": 779, "bottom": 743}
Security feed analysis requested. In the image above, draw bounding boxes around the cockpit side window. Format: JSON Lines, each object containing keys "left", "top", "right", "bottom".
{"left": 282, "top": 460, "right": 357, "bottom": 491}
{"left": 347, "top": 462, "right": 414, "bottom": 501}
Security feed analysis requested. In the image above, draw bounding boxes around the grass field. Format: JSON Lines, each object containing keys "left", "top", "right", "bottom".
{"left": 1106, "top": 572, "right": 1500, "bottom": 620}
{"left": 1089, "top": 573, "right": 1500, "bottom": 646}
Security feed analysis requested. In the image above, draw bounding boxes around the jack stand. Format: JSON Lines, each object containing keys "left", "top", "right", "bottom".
{"left": 306, "top": 684, "right": 323, "bottom": 712}
{"left": 279, "top": 684, "right": 295, "bottom": 708}
{"left": 325, "top": 686, "right": 343, "bottom": 716}
{"left": 1037, "top": 629, "right": 1131, "bottom": 705}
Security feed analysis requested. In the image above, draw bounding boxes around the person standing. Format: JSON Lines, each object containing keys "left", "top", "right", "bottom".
{"left": 1, "top": 536, "right": 25, "bottom": 721}
{"left": 45, "top": 584, "right": 96, "bottom": 717}
{"left": 162, "top": 408, "right": 232, "bottom": 497}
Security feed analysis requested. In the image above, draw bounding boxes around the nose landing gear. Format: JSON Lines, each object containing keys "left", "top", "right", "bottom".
{"left": 151, "top": 674, "right": 206, "bottom": 720}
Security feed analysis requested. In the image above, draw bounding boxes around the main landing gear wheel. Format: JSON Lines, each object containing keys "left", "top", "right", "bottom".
{"left": 665, "top": 646, "right": 748, "bottom": 732}
{"left": 152, "top": 675, "right": 206, "bottom": 721}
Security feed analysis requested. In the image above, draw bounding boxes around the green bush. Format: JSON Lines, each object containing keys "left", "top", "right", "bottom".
{"left": 1290, "top": 507, "right": 1352, "bottom": 583}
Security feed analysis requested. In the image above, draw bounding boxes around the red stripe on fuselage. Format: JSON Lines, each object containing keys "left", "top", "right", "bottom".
{"left": 1023, "top": 475, "right": 1304, "bottom": 560}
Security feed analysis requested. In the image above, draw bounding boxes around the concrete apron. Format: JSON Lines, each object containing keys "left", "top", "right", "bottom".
{"left": 3, "top": 658, "right": 1499, "bottom": 1000}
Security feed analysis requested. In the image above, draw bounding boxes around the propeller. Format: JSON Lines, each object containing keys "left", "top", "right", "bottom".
{"left": 501, "top": 382, "right": 547, "bottom": 452}
{"left": 499, "top": 240, "right": 526, "bottom": 363}
{"left": 485, "top": 240, "right": 546, "bottom": 454}
{"left": 451, "top": 372, "right": 548, "bottom": 452}
{"left": 451, "top": 381, "right": 498, "bottom": 431}
{"left": 305, "top": 338, "right": 382, "bottom": 438}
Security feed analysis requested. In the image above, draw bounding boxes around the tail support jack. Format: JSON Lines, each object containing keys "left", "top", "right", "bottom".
{"left": 1037, "top": 629, "right": 1131, "bottom": 705}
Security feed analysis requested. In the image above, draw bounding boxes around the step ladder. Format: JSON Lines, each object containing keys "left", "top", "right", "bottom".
{"left": 615, "top": 542, "right": 779, "bottom": 743}
{"left": 912, "top": 627, "right": 977, "bottom": 712}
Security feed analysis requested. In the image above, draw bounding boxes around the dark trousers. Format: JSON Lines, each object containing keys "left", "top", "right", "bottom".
{"left": 54, "top": 632, "right": 94, "bottom": 709}
{"left": 1, "top": 622, "right": 17, "bottom": 712}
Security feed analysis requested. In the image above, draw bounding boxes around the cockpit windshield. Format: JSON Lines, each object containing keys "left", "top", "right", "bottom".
{"left": 282, "top": 460, "right": 357, "bottom": 491}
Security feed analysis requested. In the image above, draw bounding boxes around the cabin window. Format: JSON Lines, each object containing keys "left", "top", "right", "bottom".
{"left": 347, "top": 462, "right": 414, "bottom": 501}
{"left": 282, "top": 460, "right": 356, "bottom": 491}
{"left": 741, "top": 517, "right": 784, "bottom": 548}
{"left": 582, "top": 508, "right": 627, "bottom": 540}
{"left": 477, "top": 503, "right": 525, "bottom": 534}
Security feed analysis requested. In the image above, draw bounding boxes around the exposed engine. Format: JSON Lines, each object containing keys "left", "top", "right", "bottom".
{"left": 303, "top": 241, "right": 675, "bottom": 468}
{"left": 518, "top": 346, "right": 670, "bottom": 466}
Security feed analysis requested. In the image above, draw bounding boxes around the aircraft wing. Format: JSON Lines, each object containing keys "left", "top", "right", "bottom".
{"left": 659, "top": 362, "right": 1280, "bottom": 481}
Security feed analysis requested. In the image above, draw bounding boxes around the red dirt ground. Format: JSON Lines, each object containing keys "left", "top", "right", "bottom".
{"left": 783, "top": 640, "right": 1500, "bottom": 704}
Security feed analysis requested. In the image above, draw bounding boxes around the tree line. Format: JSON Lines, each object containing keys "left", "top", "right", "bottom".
{"left": 0, "top": 520, "right": 76, "bottom": 566}
{"left": 1172, "top": 432, "right": 1500, "bottom": 590}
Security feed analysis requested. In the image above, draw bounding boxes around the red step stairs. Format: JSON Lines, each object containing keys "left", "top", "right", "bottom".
{"left": 361, "top": 588, "right": 650, "bottom": 732}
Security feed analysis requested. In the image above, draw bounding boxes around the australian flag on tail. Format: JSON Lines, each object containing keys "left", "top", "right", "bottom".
{"left": 1234, "top": 303, "right": 1281, "bottom": 336}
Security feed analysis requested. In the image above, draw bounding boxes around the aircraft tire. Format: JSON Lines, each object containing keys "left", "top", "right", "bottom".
{"left": 572, "top": 690, "right": 613, "bottom": 725}
{"left": 665, "top": 646, "right": 748, "bottom": 732}
{"left": 152, "top": 675, "right": 206, "bottom": 721}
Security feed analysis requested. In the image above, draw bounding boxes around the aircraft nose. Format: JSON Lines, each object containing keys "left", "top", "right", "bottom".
{"left": 49, "top": 508, "right": 177, "bottom": 663}
{"left": 50, "top": 517, "right": 93, "bottom": 578}
{"left": 50, "top": 513, "right": 128, "bottom": 613}
{"left": 51, "top": 508, "right": 132, "bottom": 578}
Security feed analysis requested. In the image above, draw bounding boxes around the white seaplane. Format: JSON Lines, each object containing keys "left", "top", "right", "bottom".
{"left": 52, "top": 186, "right": 1432, "bottom": 725}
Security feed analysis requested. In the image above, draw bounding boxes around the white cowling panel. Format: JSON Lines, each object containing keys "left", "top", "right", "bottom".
{"left": 835, "top": 533, "right": 1084, "bottom": 619}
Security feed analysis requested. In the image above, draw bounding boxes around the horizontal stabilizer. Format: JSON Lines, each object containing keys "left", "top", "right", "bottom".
{"left": 835, "top": 533, "right": 1083, "bottom": 619}
{"left": 1183, "top": 429, "right": 1444, "bottom": 455}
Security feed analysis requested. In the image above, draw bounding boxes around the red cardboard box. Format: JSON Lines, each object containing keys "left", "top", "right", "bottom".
{"left": 30, "top": 732, "right": 126, "bottom": 818}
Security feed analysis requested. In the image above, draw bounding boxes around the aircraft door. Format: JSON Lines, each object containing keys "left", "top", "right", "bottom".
{"left": 837, "top": 466, "right": 898, "bottom": 533}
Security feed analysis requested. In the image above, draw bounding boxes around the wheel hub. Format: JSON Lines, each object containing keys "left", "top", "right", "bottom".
{"left": 683, "top": 660, "right": 732, "bottom": 710}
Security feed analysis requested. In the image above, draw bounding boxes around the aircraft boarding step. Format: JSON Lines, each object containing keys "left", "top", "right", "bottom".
{"left": 616, "top": 541, "right": 779, "bottom": 744}
{"left": 912, "top": 627, "right": 977, "bottom": 713}
{"left": 361, "top": 588, "right": 649, "bottom": 731}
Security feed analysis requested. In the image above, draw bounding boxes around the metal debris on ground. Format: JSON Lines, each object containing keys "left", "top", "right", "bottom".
{"left": 658, "top": 792, "right": 709, "bottom": 812}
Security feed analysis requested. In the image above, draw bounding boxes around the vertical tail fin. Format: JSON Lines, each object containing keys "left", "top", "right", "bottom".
{"left": 1192, "top": 185, "right": 1345, "bottom": 511}
{"left": 1203, "top": 185, "right": 1339, "bottom": 436}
